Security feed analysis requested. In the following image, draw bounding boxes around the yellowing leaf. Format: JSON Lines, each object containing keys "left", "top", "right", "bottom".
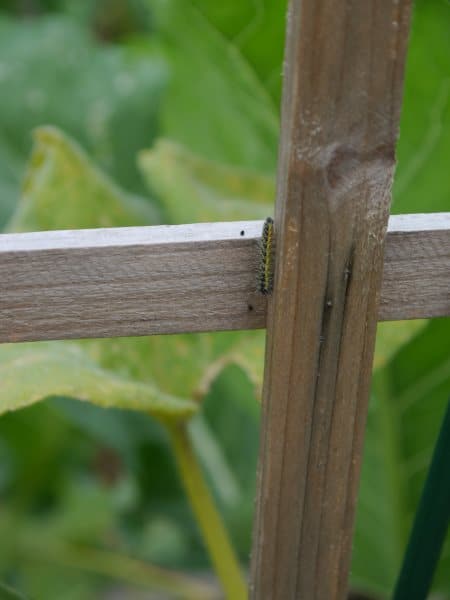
{"left": 139, "top": 138, "right": 274, "bottom": 223}
{"left": 0, "top": 343, "right": 196, "bottom": 421}
{"left": 7, "top": 126, "right": 158, "bottom": 232}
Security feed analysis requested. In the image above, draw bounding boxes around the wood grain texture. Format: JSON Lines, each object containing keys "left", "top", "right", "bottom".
{"left": 0, "top": 214, "right": 448, "bottom": 343}
{"left": 250, "top": 1, "right": 413, "bottom": 599}
{"left": 0, "top": 221, "right": 266, "bottom": 343}
{"left": 380, "top": 213, "right": 450, "bottom": 320}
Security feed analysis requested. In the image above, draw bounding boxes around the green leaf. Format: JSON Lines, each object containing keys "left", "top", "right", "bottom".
{"left": 77, "top": 330, "right": 253, "bottom": 404}
{"left": 4, "top": 124, "right": 433, "bottom": 579}
{"left": 190, "top": 0, "right": 288, "bottom": 103}
{"left": 9, "top": 125, "right": 414, "bottom": 398}
{"left": 0, "top": 143, "right": 23, "bottom": 228}
{"left": 191, "top": 330, "right": 266, "bottom": 402}
{"left": 0, "top": 13, "right": 166, "bottom": 224}
{"left": 0, "top": 343, "right": 196, "bottom": 421}
{"left": 138, "top": 138, "right": 274, "bottom": 222}
{"left": 373, "top": 320, "right": 427, "bottom": 371}
{"left": 2, "top": 128, "right": 267, "bottom": 426}
{"left": 2, "top": 4, "right": 447, "bottom": 590}
{"left": 352, "top": 319, "right": 450, "bottom": 596}
{"left": 7, "top": 126, "right": 158, "bottom": 232}
{"left": 149, "top": 0, "right": 279, "bottom": 171}
{"left": 1, "top": 130, "right": 197, "bottom": 421}
{"left": 392, "top": 0, "right": 450, "bottom": 213}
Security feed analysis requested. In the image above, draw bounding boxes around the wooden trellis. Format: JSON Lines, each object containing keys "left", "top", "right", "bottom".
{"left": 1, "top": 0, "right": 449, "bottom": 598}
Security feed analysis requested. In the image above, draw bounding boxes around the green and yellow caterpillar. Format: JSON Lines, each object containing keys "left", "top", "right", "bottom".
{"left": 258, "top": 217, "right": 274, "bottom": 295}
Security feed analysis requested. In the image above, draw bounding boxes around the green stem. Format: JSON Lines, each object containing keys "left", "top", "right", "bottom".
{"left": 168, "top": 421, "right": 247, "bottom": 600}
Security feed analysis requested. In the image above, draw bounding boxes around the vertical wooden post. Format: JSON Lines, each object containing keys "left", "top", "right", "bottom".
{"left": 250, "top": 1, "right": 412, "bottom": 599}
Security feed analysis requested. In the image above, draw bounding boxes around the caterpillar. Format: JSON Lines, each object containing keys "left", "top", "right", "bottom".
{"left": 258, "top": 217, "right": 274, "bottom": 295}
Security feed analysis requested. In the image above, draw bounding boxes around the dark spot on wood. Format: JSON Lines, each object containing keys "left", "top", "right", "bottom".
{"left": 327, "top": 146, "right": 360, "bottom": 188}
{"left": 327, "top": 143, "right": 396, "bottom": 189}
{"left": 343, "top": 247, "right": 355, "bottom": 301}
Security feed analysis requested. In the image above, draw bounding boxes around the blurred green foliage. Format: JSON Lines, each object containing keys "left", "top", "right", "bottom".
{"left": 0, "top": 1, "right": 449, "bottom": 599}
{"left": 0, "top": 10, "right": 164, "bottom": 226}
{"left": 393, "top": 0, "right": 450, "bottom": 213}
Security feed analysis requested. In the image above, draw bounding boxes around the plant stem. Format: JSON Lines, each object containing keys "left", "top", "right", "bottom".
{"left": 168, "top": 421, "right": 247, "bottom": 600}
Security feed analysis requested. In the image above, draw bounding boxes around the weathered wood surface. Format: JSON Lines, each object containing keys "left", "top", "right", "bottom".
{"left": 250, "top": 1, "right": 413, "bottom": 599}
{"left": 381, "top": 213, "right": 450, "bottom": 320}
{"left": 0, "top": 221, "right": 265, "bottom": 343}
{"left": 0, "top": 214, "right": 448, "bottom": 343}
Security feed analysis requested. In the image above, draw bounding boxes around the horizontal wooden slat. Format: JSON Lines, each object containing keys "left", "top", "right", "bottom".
{"left": 380, "top": 213, "right": 450, "bottom": 320}
{"left": 0, "top": 214, "right": 448, "bottom": 343}
{"left": 0, "top": 221, "right": 266, "bottom": 343}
